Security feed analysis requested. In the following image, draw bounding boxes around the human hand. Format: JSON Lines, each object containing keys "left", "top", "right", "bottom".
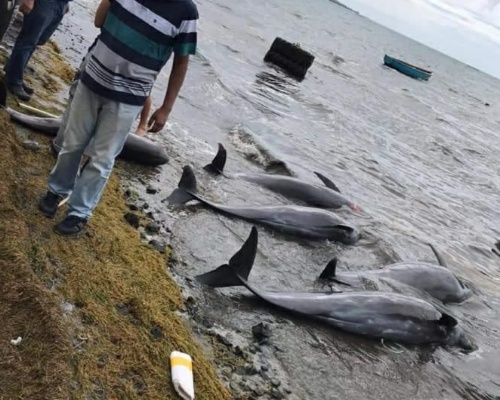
{"left": 135, "top": 125, "right": 147, "bottom": 136}
{"left": 19, "top": 0, "right": 34, "bottom": 15}
{"left": 147, "top": 106, "right": 170, "bottom": 133}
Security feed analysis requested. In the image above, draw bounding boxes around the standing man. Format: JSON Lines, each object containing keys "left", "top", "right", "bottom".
{"left": 3, "top": 0, "right": 71, "bottom": 101}
{"left": 39, "top": 0, "right": 198, "bottom": 236}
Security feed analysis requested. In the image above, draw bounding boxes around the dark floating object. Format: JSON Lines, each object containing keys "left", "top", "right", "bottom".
{"left": 264, "top": 37, "right": 315, "bottom": 81}
{"left": 383, "top": 54, "right": 432, "bottom": 81}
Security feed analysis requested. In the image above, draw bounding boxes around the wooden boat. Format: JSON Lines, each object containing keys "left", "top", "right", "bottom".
{"left": 383, "top": 55, "right": 432, "bottom": 81}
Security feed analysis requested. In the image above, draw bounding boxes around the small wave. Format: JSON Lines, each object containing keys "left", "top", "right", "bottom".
{"left": 227, "top": 124, "right": 294, "bottom": 176}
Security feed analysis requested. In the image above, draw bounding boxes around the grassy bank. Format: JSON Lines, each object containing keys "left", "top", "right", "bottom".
{"left": 0, "top": 33, "right": 230, "bottom": 400}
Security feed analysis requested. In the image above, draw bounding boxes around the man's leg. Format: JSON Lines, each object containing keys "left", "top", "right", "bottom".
{"left": 53, "top": 51, "right": 92, "bottom": 154}
{"left": 4, "top": 0, "right": 64, "bottom": 100}
{"left": 54, "top": 99, "right": 142, "bottom": 235}
{"left": 52, "top": 78, "right": 79, "bottom": 154}
{"left": 39, "top": 83, "right": 100, "bottom": 218}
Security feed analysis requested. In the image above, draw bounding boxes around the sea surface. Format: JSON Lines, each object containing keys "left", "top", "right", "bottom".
{"left": 29, "top": 0, "right": 500, "bottom": 398}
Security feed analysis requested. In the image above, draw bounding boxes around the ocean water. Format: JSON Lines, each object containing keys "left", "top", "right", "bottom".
{"left": 45, "top": 0, "right": 500, "bottom": 398}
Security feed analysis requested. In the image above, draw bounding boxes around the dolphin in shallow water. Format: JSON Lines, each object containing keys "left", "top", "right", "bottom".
{"left": 0, "top": 81, "right": 169, "bottom": 167}
{"left": 318, "top": 244, "right": 472, "bottom": 304}
{"left": 195, "top": 227, "right": 474, "bottom": 350}
{"left": 203, "top": 143, "right": 360, "bottom": 211}
{"left": 166, "top": 165, "right": 360, "bottom": 245}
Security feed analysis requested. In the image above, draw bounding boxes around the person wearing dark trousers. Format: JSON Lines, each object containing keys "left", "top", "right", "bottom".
{"left": 3, "top": 0, "right": 70, "bottom": 101}
{"left": 0, "top": 0, "right": 16, "bottom": 43}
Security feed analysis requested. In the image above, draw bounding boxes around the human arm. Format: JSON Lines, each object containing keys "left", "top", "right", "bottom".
{"left": 136, "top": 96, "right": 152, "bottom": 136}
{"left": 147, "top": 55, "right": 190, "bottom": 133}
{"left": 147, "top": 10, "right": 198, "bottom": 133}
{"left": 94, "top": 0, "right": 110, "bottom": 28}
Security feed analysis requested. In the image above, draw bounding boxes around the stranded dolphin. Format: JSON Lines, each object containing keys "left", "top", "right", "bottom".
{"left": 166, "top": 165, "right": 360, "bottom": 245}
{"left": 203, "top": 143, "right": 360, "bottom": 211}
{"left": 195, "top": 227, "right": 474, "bottom": 350}
{"left": 0, "top": 81, "right": 169, "bottom": 167}
{"left": 318, "top": 244, "right": 472, "bottom": 304}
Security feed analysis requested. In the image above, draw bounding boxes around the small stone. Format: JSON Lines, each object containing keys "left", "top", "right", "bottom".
{"left": 127, "top": 203, "right": 139, "bottom": 211}
{"left": 146, "top": 222, "right": 160, "bottom": 234}
{"left": 244, "top": 364, "right": 258, "bottom": 375}
{"left": 124, "top": 213, "right": 140, "bottom": 228}
{"left": 142, "top": 202, "right": 149, "bottom": 210}
{"left": 252, "top": 322, "right": 272, "bottom": 344}
{"left": 249, "top": 345, "right": 259, "bottom": 354}
{"left": 22, "top": 140, "right": 40, "bottom": 152}
{"left": 260, "top": 364, "right": 269, "bottom": 372}
{"left": 115, "top": 303, "right": 129, "bottom": 315}
{"left": 149, "top": 239, "right": 166, "bottom": 253}
{"left": 253, "top": 386, "right": 266, "bottom": 397}
{"left": 271, "top": 379, "right": 281, "bottom": 388}
{"left": 97, "top": 355, "right": 108, "bottom": 368}
{"left": 284, "top": 388, "right": 292, "bottom": 394}
{"left": 271, "top": 388, "right": 284, "bottom": 399}
{"left": 233, "top": 346, "right": 243, "bottom": 356}
{"left": 259, "top": 371, "right": 270, "bottom": 380}
{"left": 146, "top": 185, "right": 159, "bottom": 194}
{"left": 150, "top": 325, "right": 164, "bottom": 339}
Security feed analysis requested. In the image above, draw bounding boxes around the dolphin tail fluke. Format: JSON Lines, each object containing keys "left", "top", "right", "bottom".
{"left": 313, "top": 171, "right": 341, "bottom": 193}
{"left": 203, "top": 143, "right": 227, "bottom": 175}
{"left": 166, "top": 165, "right": 198, "bottom": 205}
{"left": 195, "top": 226, "right": 258, "bottom": 288}
{"left": 0, "top": 80, "right": 7, "bottom": 109}
{"left": 428, "top": 243, "right": 448, "bottom": 268}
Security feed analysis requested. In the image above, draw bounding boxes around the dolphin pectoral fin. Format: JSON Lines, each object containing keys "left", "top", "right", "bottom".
{"left": 203, "top": 143, "right": 227, "bottom": 175}
{"left": 428, "top": 243, "right": 448, "bottom": 268}
{"left": 195, "top": 226, "right": 258, "bottom": 287}
{"left": 319, "top": 258, "right": 338, "bottom": 280}
{"left": 313, "top": 172, "right": 341, "bottom": 193}
{"left": 165, "top": 165, "right": 198, "bottom": 205}
{"left": 0, "top": 80, "right": 7, "bottom": 108}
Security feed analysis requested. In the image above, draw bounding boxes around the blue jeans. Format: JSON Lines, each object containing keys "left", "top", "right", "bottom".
{"left": 53, "top": 51, "right": 90, "bottom": 153}
{"left": 48, "top": 83, "right": 142, "bottom": 220}
{"left": 4, "top": 0, "right": 67, "bottom": 86}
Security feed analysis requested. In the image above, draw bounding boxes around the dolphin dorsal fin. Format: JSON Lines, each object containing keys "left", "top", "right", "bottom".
{"left": 428, "top": 243, "right": 448, "bottom": 268}
{"left": 203, "top": 143, "right": 227, "bottom": 175}
{"left": 319, "top": 258, "right": 338, "bottom": 280}
{"left": 314, "top": 172, "right": 341, "bottom": 193}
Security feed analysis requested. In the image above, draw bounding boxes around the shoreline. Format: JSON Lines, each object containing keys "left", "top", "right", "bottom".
{"left": 0, "top": 13, "right": 232, "bottom": 400}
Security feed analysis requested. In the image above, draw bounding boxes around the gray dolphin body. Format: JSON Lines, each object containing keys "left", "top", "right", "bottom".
{"left": 0, "top": 81, "right": 169, "bottom": 167}
{"left": 167, "top": 165, "right": 360, "bottom": 245}
{"left": 204, "top": 143, "right": 360, "bottom": 211}
{"left": 318, "top": 247, "right": 472, "bottom": 304}
{"left": 195, "top": 227, "right": 474, "bottom": 350}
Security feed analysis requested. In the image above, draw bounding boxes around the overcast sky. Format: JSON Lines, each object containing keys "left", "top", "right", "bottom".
{"left": 341, "top": 0, "right": 500, "bottom": 79}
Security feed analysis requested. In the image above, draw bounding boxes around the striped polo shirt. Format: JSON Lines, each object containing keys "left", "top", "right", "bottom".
{"left": 80, "top": 0, "right": 198, "bottom": 106}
